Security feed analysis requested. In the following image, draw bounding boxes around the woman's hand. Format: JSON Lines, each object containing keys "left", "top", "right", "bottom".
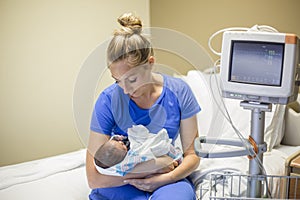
{"left": 124, "top": 157, "right": 178, "bottom": 192}
{"left": 128, "top": 155, "right": 177, "bottom": 175}
{"left": 155, "top": 159, "right": 178, "bottom": 174}
{"left": 124, "top": 173, "right": 171, "bottom": 192}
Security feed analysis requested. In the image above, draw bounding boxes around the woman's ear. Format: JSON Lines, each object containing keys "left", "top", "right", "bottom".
{"left": 148, "top": 56, "right": 155, "bottom": 65}
{"left": 143, "top": 56, "right": 155, "bottom": 70}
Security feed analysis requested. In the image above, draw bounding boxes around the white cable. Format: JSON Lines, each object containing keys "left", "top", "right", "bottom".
{"left": 210, "top": 73, "right": 270, "bottom": 180}
{"left": 208, "top": 25, "right": 279, "bottom": 56}
{"left": 248, "top": 24, "right": 279, "bottom": 33}
{"left": 208, "top": 27, "right": 249, "bottom": 56}
{"left": 209, "top": 65, "right": 272, "bottom": 197}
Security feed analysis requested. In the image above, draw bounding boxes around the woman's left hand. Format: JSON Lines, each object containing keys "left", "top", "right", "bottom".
{"left": 124, "top": 173, "right": 171, "bottom": 192}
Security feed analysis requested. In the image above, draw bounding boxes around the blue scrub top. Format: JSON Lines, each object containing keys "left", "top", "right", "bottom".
{"left": 90, "top": 74, "right": 201, "bottom": 142}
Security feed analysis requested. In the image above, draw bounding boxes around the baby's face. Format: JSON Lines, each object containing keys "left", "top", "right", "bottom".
{"left": 111, "top": 139, "right": 128, "bottom": 151}
{"left": 111, "top": 135, "right": 130, "bottom": 150}
{"left": 109, "top": 139, "right": 128, "bottom": 160}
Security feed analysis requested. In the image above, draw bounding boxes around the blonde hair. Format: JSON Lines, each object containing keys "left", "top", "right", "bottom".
{"left": 107, "top": 13, "right": 153, "bottom": 67}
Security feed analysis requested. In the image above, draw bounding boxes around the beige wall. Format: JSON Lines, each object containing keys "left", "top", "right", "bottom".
{"left": 150, "top": 0, "right": 300, "bottom": 74}
{"left": 0, "top": 0, "right": 150, "bottom": 166}
{"left": 1, "top": 0, "right": 299, "bottom": 166}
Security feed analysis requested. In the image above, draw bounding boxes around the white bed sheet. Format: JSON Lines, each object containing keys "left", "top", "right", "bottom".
{"left": 0, "top": 149, "right": 90, "bottom": 200}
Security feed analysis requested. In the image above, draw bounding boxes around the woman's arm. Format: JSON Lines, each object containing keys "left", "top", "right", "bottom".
{"left": 170, "top": 114, "right": 200, "bottom": 179}
{"left": 86, "top": 131, "right": 121, "bottom": 188}
{"left": 86, "top": 150, "right": 125, "bottom": 188}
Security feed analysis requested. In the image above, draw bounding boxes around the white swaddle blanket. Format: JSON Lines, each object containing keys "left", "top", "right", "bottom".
{"left": 127, "top": 125, "right": 173, "bottom": 157}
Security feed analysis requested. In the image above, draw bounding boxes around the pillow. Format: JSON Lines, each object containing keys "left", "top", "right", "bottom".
{"left": 184, "top": 70, "right": 285, "bottom": 151}
{"left": 281, "top": 97, "right": 300, "bottom": 146}
{"left": 183, "top": 70, "right": 215, "bottom": 137}
{"left": 264, "top": 104, "right": 286, "bottom": 150}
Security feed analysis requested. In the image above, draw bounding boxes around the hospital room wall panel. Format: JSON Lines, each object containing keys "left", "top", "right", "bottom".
{"left": 150, "top": 0, "right": 300, "bottom": 74}
{"left": 0, "top": 0, "right": 150, "bottom": 166}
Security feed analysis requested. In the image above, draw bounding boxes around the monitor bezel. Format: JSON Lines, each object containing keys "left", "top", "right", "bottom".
{"left": 220, "top": 31, "right": 299, "bottom": 104}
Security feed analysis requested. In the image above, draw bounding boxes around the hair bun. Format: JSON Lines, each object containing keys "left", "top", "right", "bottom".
{"left": 117, "top": 13, "right": 142, "bottom": 35}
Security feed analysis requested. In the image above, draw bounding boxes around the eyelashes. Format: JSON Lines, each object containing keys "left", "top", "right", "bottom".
{"left": 115, "top": 77, "right": 137, "bottom": 85}
{"left": 128, "top": 77, "right": 137, "bottom": 83}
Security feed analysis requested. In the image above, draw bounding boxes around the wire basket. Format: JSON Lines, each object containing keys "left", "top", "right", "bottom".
{"left": 196, "top": 172, "right": 300, "bottom": 200}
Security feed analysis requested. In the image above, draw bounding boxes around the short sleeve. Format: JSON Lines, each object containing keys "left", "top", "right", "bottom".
{"left": 177, "top": 79, "right": 201, "bottom": 119}
{"left": 90, "top": 91, "right": 115, "bottom": 135}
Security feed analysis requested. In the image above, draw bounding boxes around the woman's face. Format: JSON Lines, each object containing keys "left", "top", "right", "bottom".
{"left": 109, "top": 59, "right": 152, "bottom": 98}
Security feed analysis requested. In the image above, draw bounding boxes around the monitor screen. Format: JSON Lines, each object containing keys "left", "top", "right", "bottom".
{"left": 229, "top": 41, "right": 284, "bottom": 86}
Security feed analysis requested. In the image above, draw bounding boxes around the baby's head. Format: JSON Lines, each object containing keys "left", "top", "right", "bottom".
{"left": 94, "top": 135, "right": 130, "bottom": 168}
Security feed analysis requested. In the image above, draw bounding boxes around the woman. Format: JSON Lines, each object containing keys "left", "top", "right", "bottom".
{"left": 86, "top": 12, "right": 201, "bottom": 200}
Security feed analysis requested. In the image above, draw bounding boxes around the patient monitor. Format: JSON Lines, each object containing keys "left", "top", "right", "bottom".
{"left": 220, "top": 31, "right": 299, "bottom": 197}
{"left": 196, "top": 30, "right": 300, "bottom": 198}
{"left": 220, "top": 31, "right": 300, "bottom": 104}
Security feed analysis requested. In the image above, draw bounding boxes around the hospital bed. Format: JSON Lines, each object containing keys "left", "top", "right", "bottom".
{"left": 1, "top": 70, "right": 300, "bottom": 200}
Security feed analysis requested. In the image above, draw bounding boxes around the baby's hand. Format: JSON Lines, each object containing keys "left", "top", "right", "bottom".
{"left": 111, "top": 135, "right": 125, "bottom": 141}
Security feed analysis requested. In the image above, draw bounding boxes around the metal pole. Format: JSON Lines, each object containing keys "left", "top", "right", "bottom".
{"left": 248, "top": 108, "right": 265, "bottom": 198}
{"left": 240, "top": 101, "right": 272, "bottom": 198}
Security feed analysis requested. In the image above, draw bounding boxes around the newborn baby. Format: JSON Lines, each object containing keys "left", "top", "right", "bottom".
{"left": 94, "top": 125, "right": 182, "bottom": 176}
